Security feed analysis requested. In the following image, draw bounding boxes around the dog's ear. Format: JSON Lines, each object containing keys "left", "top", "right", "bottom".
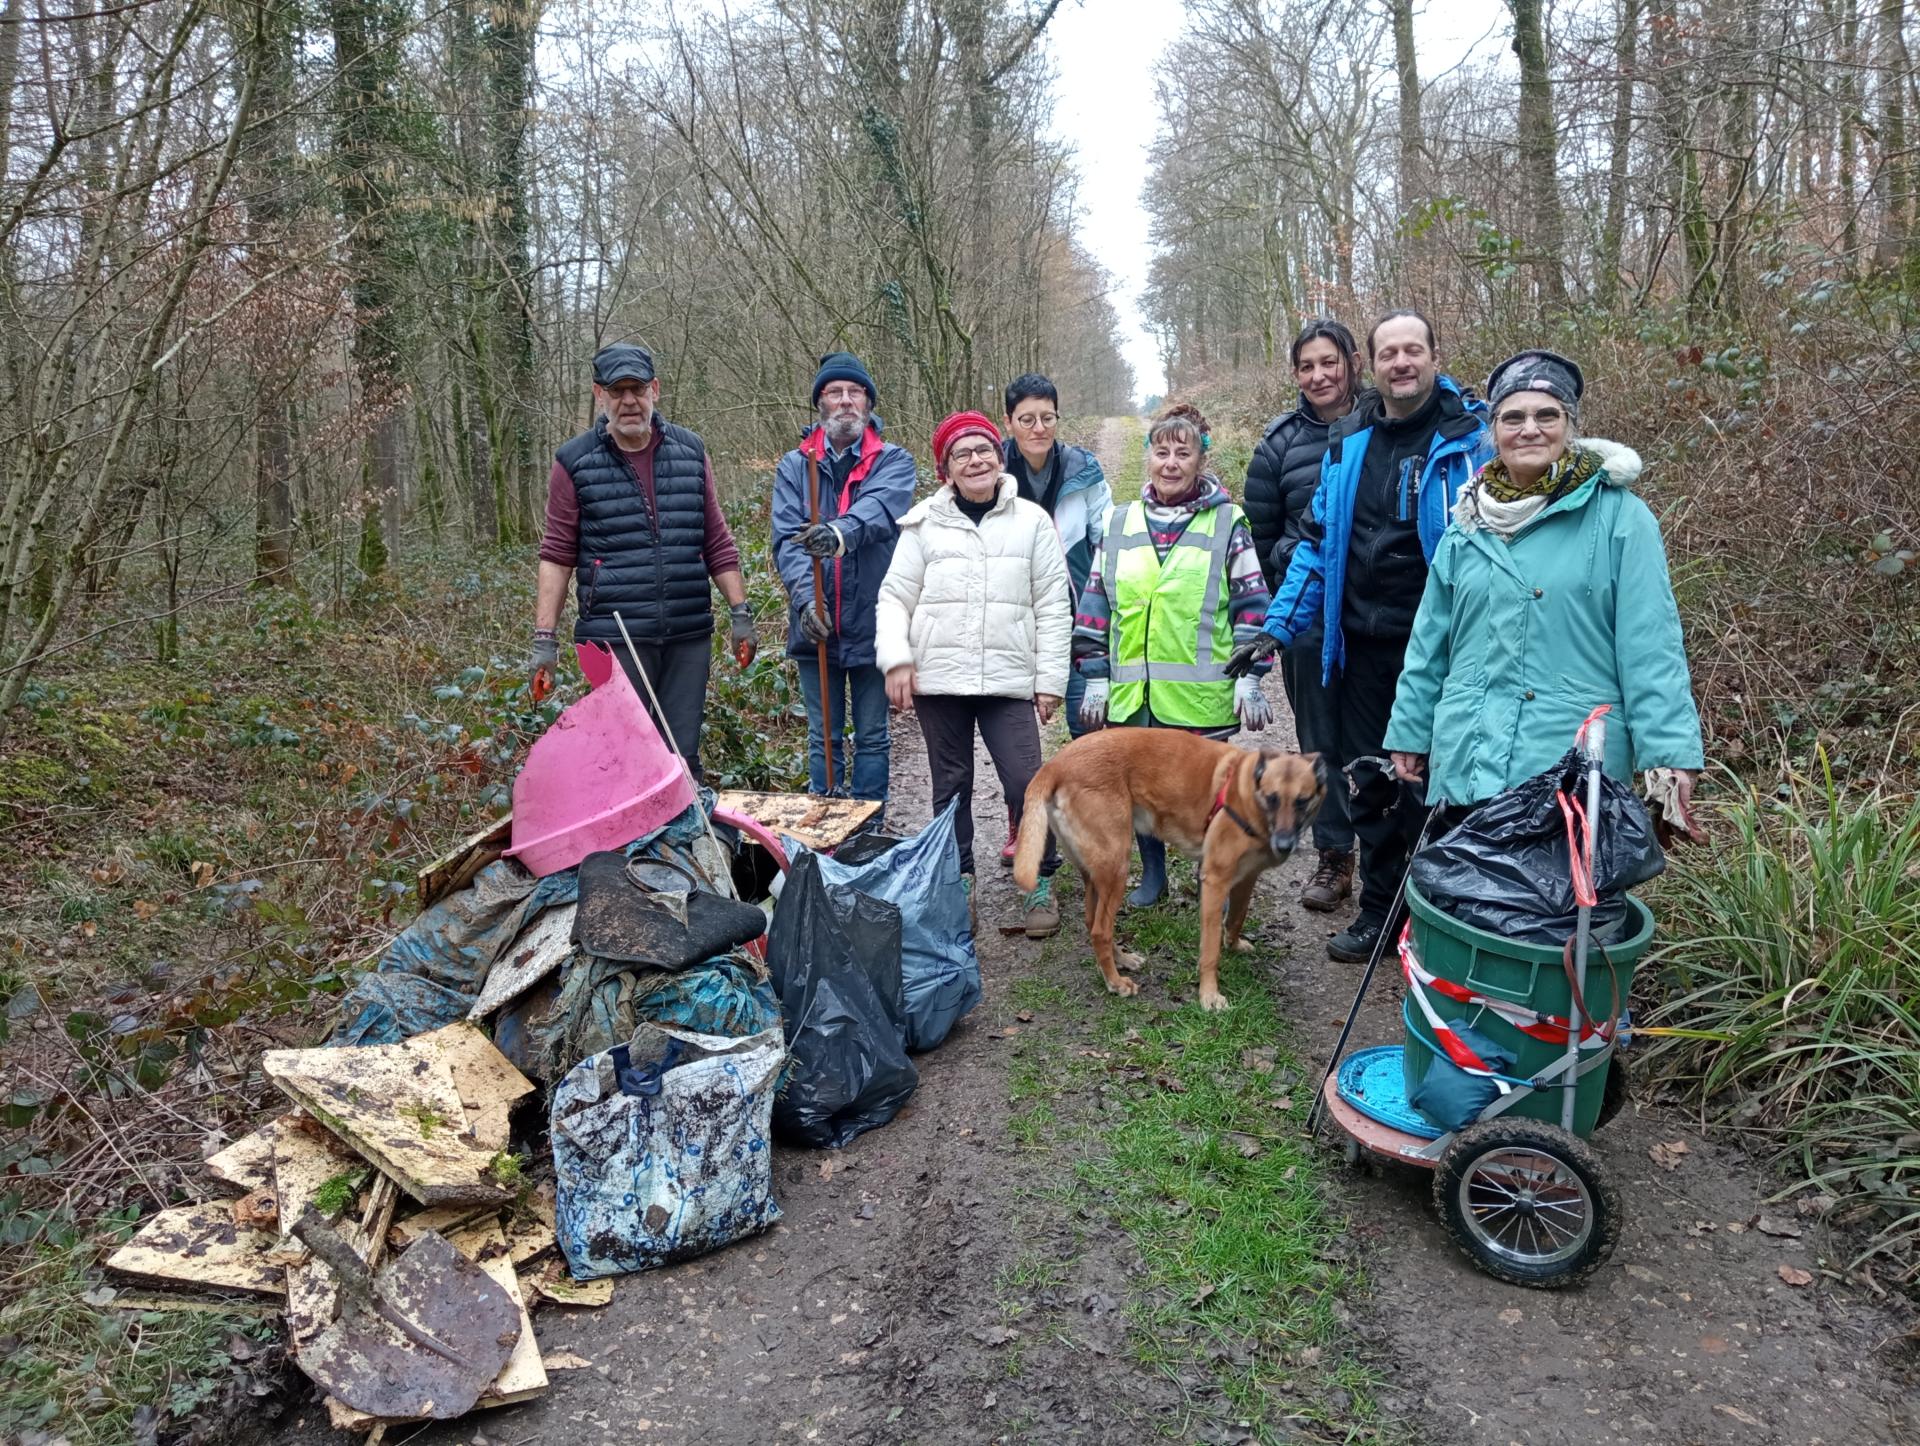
{"left": 1307, "top": 751, "right": 1330, "bottom": 795}
{"left": 1254, "top": 754, "right": 1266, "bottom": 786}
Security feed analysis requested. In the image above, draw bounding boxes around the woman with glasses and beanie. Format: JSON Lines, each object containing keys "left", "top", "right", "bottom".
{"left": 1385, "top": 349, "right": 1704, "bottom": 814}
{"left": 875, "top": 411, "right": 1074, "bottom": 937}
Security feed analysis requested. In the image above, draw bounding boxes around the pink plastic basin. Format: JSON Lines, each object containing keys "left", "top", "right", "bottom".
{"left": 505, "top": 643, "right": 696, "bottom": 877}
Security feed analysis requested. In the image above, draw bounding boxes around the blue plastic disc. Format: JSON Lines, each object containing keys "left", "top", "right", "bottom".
{"left": 1334, "top": 1046, "right": 1443, "bottom": 1140}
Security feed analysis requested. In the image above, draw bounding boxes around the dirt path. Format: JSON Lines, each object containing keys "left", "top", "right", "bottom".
{"left": 264, "top": 419, "right": 1917, "bottom": 1446}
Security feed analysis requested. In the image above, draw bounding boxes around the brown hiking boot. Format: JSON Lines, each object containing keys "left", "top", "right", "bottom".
{"left": 1300, "top": 849, "right": 1353, "bottom": 913}
{"left": 1021, "top": 876, "right": 1060, "bottom": 938}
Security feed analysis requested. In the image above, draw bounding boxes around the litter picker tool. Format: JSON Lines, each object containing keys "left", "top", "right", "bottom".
{"left": 612, "top": 610, "right": 728, "bottom": 876}
{"left": 806, "top": 448, "right": 835, "bottom": 795}
{"left": 1305, "top": 797, "right": 1448, "bottom": 1136}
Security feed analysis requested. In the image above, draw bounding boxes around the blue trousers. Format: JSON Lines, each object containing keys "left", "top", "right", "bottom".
{"left": 1065, "top": 665, "right": 1091, "bottom": 742}
{"left": 795, "top": 657, "right": 890, "bottom": 804}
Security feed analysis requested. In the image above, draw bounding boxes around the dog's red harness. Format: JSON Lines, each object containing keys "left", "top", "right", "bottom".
{"left": 1207, "top": 782, "right": 1262, "bottom": 841}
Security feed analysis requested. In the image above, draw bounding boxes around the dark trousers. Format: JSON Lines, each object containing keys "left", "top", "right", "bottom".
{"left": 1280, "top": 630, "right": 1354, "bottom": 854}
{"left": 914, "top": 694, "right": 1056, "bottom": 877}
{"left": 1327, "top": 634, "right": 1427, "bottom": 921}
{"left": 610, "top": 635, "right": 712, "bottom": 779}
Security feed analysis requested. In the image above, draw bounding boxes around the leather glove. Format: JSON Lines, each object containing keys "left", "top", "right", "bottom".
{"left": 796, "top": 522, "right": 844, "bottom": 558}
{"left": 1223, "top": 631, "right": 1281, "bottom": 679}
{"left": 797, "top": 603, "right": 833, "bottom": 645}
{"left": 1078, "top": 676, "right": 1110, "bottom": 729}
{"left": 729, "top": 602, "right": 757, "bottom": 667}
{"left": 529, "top": 630, "right": 558, "bottom": 701}
{"left": 1234, "top": 674, "right": 1272, "bottom": 732}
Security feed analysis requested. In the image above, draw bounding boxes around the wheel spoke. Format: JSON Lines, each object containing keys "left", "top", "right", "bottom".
{"left": 1454, "top": 1140, "right": 1597, "bottom": 1270}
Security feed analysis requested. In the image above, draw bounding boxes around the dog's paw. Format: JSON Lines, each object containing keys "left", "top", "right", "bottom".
{"left": 1106, "top": 975, "right": 1140, "bottom": 997}
{"left": 1198, "top": 989, "right": 1230, "bottom": 1013}
{"left": 1115, "top": 948, "right": 1145, "bottom": 974}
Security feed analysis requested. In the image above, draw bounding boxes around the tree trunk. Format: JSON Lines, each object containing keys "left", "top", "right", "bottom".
{"left": 1649, "top": 0, "right": 1714, "bottom": 324}
{"left": 1389, "top": 0, "right": 1424, "bottom": 207}
{"left": 486, "top": 0, "right": 540, "bottom": 543}
{"left": 1597, "top": 0, "right": 1640, "bottom": 308}
{"left": 1508, "top": 0, "right": 1570, "bottom": 304}
{"left": 1879, "top": 0, "right": 1911, "bottom": 273}
{"left": 244, "top": 0, "right": 297, "bottom": 586}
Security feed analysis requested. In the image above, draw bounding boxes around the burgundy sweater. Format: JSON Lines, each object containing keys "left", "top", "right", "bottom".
{"left": 539, "top": 426, "right": 741, "bottom": 577}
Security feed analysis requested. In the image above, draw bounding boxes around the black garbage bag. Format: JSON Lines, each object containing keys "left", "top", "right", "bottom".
{"left": 1409, "top": 748, "right": 1664, "bottom": 945}
{"left": 766, "top": 851, "right": 917, "bottom": 1147}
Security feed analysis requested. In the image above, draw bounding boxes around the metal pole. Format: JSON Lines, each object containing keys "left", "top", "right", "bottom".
{"left": 612, "top": 610, "right": 727, "bottom": 874}
{"left": 1561, "top": 714, "right": 1607, "bottom": 1131}
{"left": 806, "top": 450, "right": 835, "bottom": 796}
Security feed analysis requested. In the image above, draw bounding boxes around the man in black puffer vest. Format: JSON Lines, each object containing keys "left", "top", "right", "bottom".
{"left": 532, "top": 344, "right": 757, "bottom": 776}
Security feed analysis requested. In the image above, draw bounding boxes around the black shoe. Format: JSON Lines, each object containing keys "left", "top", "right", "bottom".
{"left": 1327, "top": 914, "right": 1386, "bottom": 963}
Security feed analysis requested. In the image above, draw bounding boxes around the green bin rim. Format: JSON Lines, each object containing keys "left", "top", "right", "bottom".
{"left": 1404, "top": 880, "right": 1657, "bottom": 964}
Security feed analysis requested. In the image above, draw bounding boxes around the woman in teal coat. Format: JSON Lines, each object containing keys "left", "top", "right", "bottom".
{"left": 1385, "top": 350, "right": 1704, "bottom": 812}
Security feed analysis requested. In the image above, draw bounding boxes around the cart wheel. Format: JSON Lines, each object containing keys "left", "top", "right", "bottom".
{"left": 1594, "top": 1055, "right": 1630, "bottom": 1130}
{"left": 1432, "top": 1120, "right": 1621, "bottom": 1288}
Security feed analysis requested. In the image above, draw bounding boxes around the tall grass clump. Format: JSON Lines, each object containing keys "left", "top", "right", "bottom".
{"left": 1644, "top": 760, "right": 1920, "bottom": 1278}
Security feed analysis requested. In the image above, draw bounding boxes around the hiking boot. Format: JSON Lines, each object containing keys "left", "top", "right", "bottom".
{"left": 961, "top": 873, "right": 977, "bottom": 933}
{"left": 1000, "top": 818, "right": 1019, "bottom": 867}
{"left": 1327, "top": 913, "right": 1387, "bottom": 964}
{"left": 1300, "top": 849, "right": 1354, "bottom": 913}
{"left": 1021, "top": 876, "right": 1060, "bottom": 939}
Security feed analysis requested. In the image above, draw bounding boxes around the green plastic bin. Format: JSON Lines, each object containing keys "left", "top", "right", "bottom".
{"left": 1399, "top": 880, "right": 1656, "bottom": 1136}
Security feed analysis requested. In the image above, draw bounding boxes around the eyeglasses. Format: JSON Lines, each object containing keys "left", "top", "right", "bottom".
{"left": 820, "top": 387, "right": 867, "bottom": 406}
{"left": 946, "top": 443, "right": 999, "bottom": 465}
{"left": 1495, "top": 407, "right": 1566, "bottom": 430}
{"left": 1011, "top": 412, "right": 1058, "bottom": 429}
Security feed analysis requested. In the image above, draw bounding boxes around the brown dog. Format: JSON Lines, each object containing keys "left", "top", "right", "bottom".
{"left": 1011, "top": 729, "right": 1326, "bottom": 1012}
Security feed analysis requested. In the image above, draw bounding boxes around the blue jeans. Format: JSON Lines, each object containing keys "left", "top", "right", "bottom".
{"left": 796, "top": 658, "right": 890, "bottom": 804}
{"left": 1065, "top": 665, "right": 1090, "bottom": 741}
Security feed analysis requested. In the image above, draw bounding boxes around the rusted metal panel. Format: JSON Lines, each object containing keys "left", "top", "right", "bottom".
{"left": 714, "top": 790, "right": 881, "bottom": 851}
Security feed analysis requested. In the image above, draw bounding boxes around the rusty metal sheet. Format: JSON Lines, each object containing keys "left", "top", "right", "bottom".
{"left": 404, "top": 1021, "right": 535, "bottom": 1151}
{"left": 203, "top": 1120, "right": 280, "bottom": 1191}
{"left": 467, "top": 904, "right": 575, "bottom": 1022}
{"left": 106, "top": 1203, "right": 282, "bottom": 1295}
{"left": 263, "top": 1040, "right": 512, "bottom": 1209}
{"left": 445, "top": 1219, "right": 547, "bottom": 1405}
{"left": 714, "top": 790, "right": 881, "bottom": 851}
{"left": 291, "top": 1226, "right": 521, "bottom": 1421}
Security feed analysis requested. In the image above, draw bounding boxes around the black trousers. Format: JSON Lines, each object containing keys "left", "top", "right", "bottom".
{"left": 914, "top": 694, "right": 1056, "bottom": 877}
{"left": 1279, "top": 630, "right": 1355, "bottom": 854}
{"left": 1324, "top": 634, "right": 1427, "bottom": 921}
{"left": 609, "top": 634, "right": 712, "bottom": 780}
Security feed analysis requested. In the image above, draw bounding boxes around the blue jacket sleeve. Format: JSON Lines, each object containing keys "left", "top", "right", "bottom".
{"left": 1611, "top": 496, "right": 1706, "bottom": 772}
{"left": 1262, "top": 476, "right": 1328, "bottom": 645}
{"left": 835, "top": 446, "right": 916, "bottom": 554}
{"left": 771, "top": 452, "right": 814, "bottom": 610}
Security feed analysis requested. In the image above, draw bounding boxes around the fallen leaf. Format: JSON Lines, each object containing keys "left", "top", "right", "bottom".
{"left": 1015, "top": 1011, "right": 1033, "bottom": 1023}
{"left": 1686, "top": 1220, "right": 1717, "bottom": 1237}
{"left": 1649, "top": 1139, "right": 1690, "bottom": 1170}
{"left": 969, "top": 1324, "right": 1016, "bottom": 1346}
{"left": 1225, "top": 1132, "right": 1262, "bottom": 1159}
{"left": 1154, "top": 1074, "right": 1188, "bottom": 1094}
{"left": 79, "top": 920, "right": 96, "bottom": 939}
{"left": 997, "top": 1027, "right": 1021, "bottom": 1039}
{"left": 1188, "top": 1281, "right": 1216, "bottom": 1307}
{"left": 189, "top": 859, "right": 216, "bottom": 888}
{"left": 1497, "top": 1307, "right": 1523, "bottom": 1325}
{"left": 543, "top": 1350, "right": 594, "bottom": 1371}
{"left": 1756, "top": 1214, "right": 1802, "bottom": 1239}
{"left": 1777, "top": 1264, "right": 1813, "bottom": 1287}
{"left": 81, "top": 1285, "right": 117, "bottom": 1308}
{"left": 132, "top": 899, "right": 159, "bottom": 921}
{"left": 1726, "top": 1221, "right": 1747, "bottom": 1234}
{"left": 1240, "top": 1048, "right": 1276, "bottom": 1073}
{"left": 1274, "top": 1095, "right": 1294, "bottom": 1112}
{"left": 1714, "top": 1404, "right": 1765, "bottom": 1426}
{"left": 819, "top": 1159, "right": 836, "bottom": 1182}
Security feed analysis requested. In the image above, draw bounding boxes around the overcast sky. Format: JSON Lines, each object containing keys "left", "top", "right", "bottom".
{"left": 1045, "top": 1, "right": 1511, "bottom": 401}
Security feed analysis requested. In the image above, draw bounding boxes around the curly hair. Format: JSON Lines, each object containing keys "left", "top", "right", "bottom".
{"left": 1148, "top": 401, "right": 1210, "bottom": 452}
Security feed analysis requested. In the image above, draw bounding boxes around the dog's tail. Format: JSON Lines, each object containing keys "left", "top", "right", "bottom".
{"left": 1010, "top": 765, "right": 1056, "bottom": 892}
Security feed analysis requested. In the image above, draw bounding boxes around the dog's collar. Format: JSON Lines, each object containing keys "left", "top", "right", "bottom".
{"left": 1208, "top": 782, "right": 1263, "bottom": 842}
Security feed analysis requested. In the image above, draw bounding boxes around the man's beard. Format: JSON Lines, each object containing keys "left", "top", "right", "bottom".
{"left": 821, "top": 409, "right": 865, "bottom": 447}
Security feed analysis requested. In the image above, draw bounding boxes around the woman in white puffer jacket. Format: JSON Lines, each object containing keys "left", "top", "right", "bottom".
{"left": 875, "top": 410, "right": 1073, "bottom": 937}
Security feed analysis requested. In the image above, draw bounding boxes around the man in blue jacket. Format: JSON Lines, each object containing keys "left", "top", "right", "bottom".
{"left": 772, "top": 353, "right": 916, "bottom": 805}
{"left": 1228, "top": 310, "right": 1491, "bottom": 963}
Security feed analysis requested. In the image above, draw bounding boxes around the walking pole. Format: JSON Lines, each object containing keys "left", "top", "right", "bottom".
{"left": 806, "top": 448, "right": 835, "bottom": 796}
{"left": 612, "top": 610, "right": 727, "bottom": 872}
{"left": 1305, "top": 797, "right": 1448, "bottom": 1136}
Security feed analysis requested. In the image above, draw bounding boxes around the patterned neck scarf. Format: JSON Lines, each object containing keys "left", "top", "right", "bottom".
{"left": 1477, "top": 444, "right": 1604, "bottom": 504}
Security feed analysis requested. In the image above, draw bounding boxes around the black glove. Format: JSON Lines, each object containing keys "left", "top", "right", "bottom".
{"left": 1223, "top": 632, "right": 1281, "bottom": 679}
{"left": 796, "top": 522, "right": 844, "bottom": 558}
{"left": 797, "top": 604, "right": 833, "bottom": 645}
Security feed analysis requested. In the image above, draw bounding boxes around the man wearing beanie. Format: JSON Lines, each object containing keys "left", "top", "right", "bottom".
{"left": 530, "top": 342, "right": 756, "bottom": 776}
{"left": 771, "top": 351, "right": 916, "bottom": 804}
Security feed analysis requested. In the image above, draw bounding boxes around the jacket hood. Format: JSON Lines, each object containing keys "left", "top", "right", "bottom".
{"left": 1584, "top": 437, "right": 1642, "bottom": 487}
{"left": 903, "top": 472, "right": 1018, "bottom": 528}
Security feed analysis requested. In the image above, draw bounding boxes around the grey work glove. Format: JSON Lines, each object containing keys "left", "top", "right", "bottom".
{"left": 1078, "top": 676, "right": 1111, "bottom": 729}
{"left": 729, "top": 602, "right": 757, "bottom": 667}
{"left": 797, "top": 603, "right": 833, "bottom": 646}
{"left": 529, "top": 631, "right": 559, "bottom": 701}
{"left": 796, "top": 522, "right": 845, "bottom": 558}
{"left": 1234, "top": 674, "right": 1273, "bottom": 732}
{"left": 1224, "top": 631, "right": 1282, "bottom": 679}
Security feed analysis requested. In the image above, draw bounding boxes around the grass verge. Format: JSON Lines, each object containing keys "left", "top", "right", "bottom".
{"left": 1009, "top": 858, "right": 1391, "bottom": 1442}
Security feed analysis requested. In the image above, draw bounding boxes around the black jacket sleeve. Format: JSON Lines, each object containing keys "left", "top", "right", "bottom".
{"left": 1242, "top": 416, "right": 1291, "bottom": 594}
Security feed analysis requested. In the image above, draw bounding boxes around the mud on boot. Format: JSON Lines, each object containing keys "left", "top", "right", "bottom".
{"left": 1020, "top": 875, "right": 1059, "bottom": 938}
{"left": 1300, "top": 848, "right": 1354, "bottom": 913}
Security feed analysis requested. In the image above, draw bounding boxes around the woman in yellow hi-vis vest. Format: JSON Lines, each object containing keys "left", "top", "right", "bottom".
{"left": 1072, "top": 403, "right": 1276, "bottom": 906}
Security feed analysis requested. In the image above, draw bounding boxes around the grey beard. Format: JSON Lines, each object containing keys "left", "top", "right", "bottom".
{"left": 822, "top": 412, "right": 864, "bottom": 448}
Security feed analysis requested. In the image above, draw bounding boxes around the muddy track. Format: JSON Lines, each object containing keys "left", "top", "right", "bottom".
{"left": 264, "top": 418, "right": 1917, "bottom": 1446}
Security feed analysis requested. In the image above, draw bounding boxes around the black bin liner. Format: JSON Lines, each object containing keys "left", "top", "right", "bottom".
{"left": 1409, "top": 748, "right": 1665, "bottom": 946}
{"left": 766, "top": 851, "right": 917, "bottom": 1147}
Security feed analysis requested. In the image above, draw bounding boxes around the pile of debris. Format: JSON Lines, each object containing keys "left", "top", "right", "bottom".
{"left": 100, "top": 1021, "right": 606, "bottom": 1435}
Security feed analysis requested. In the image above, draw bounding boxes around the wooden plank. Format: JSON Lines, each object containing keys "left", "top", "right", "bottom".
{"left": 203, "top": 1119, "right": 280, "bottom": 1191}
{"left": 263, "top": 1041, "right": 512, "bottom": 1209}
{"left": 447, "top": 1219, "right": 548, "bottom": 1405}
{"left": 106, "top": 1204, "right": 282, "bottom": 1295}
{"left": 271, "top": 1114, "right": 367, "bottom": 1237}
{"left": 714, "top": 790, "right": 881, "bottom": 852}
{"left": 107, "top": 1291, "right": 282, "bottom": 1319}
{"left": 416, "top": 814, "right": 514, "bottom": 909}
{"left": 467, "top": 904, "right": 575, "bottom": 1022}
{"left": 403, "top": 1021, "right": 536, "bottom": 1152}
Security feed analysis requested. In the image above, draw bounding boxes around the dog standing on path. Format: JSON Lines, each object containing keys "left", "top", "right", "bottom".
{"left": 1011, "top": 729, "right": 1326, "bottom": 1011}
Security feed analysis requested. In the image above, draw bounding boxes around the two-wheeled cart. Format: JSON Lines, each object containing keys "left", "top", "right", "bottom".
{"left": 1313, "top": 712, "right": 1655, "bottom": 1287}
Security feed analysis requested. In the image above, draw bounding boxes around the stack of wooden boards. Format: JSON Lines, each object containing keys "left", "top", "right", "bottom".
{"left": 100, "top": 1021, "right": 611, "bottom": 1434}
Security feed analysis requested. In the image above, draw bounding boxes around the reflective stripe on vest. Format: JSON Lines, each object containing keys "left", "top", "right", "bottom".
{"left": 1104, "top": 501, "right": 1238, "bottom": 727}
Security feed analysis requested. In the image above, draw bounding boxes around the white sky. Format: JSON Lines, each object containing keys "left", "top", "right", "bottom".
{"left": 1045, "top": 0, "right": 1510, "bottom": 401}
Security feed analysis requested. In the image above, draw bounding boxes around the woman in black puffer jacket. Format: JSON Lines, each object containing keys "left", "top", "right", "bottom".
{"left": 1242, "top": 317, "right": 1363, "bottom": 913}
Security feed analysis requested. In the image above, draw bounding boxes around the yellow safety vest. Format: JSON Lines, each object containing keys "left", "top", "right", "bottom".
{"left": 1107, "top": 499, "right": 1240, "bottom": 728}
